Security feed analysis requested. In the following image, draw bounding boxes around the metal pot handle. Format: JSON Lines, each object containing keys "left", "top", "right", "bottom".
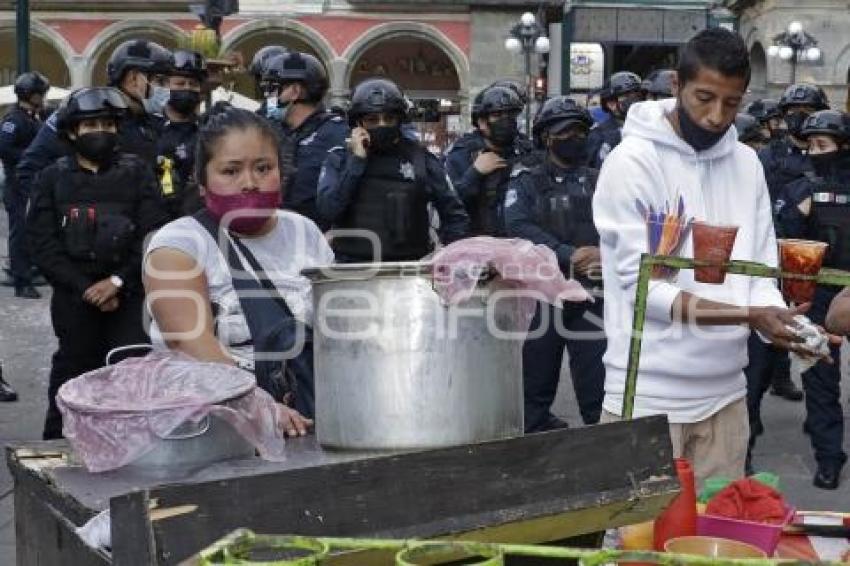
{"left": 154, "top": 415, "right": 211, "bottom": 440}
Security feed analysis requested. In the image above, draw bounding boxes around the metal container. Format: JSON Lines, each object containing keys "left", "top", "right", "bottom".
{"left": 303, "top": 262, "right": 524, "bottom": 450}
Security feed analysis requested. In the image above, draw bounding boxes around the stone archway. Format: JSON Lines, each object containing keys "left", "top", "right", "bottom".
{"left": 221, "top": 19, "right": 335, "bottom": 97}
{"left": 749, "top": 42, "right": 768, "bottom": 99}
{"left": 0, "top": 21, "right": 73, "bottom": 87}
{"left": 342, "top": 23, "right": 470, "bottom": 153}
{"left": 83, "top": 20, "right": 185, "bottom": 87}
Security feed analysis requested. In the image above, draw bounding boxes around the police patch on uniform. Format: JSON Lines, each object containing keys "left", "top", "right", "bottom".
{"left": 505, "top": 189, "right": 518, "bottom": 209}
{"left": 400, "top": 161, "right": 415, "bottom": 180}
{"left": 1, "top": 121, "right": 15, "bottom": 134}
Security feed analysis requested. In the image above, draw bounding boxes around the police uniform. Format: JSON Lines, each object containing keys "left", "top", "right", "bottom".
{"left": 156, "top": 118, "right": 199, "bottom": 219}
{"left": 585, "top": 118, "right": 621, "bottom": 169}
{"left": 318, "top": 138, "right": 469, "bottom": 262}
{"left": 586, "top": 71, "right": 643, "bottom": 169}
{"left": 0, "top": 103, "right": 42, "bottom": 290}
{"left": 278, "top": 106, "right": 348, "bottom": 226}
{"left": 28, "top": 153, "right": 168, "bottom": 439}
{"left": 444, "top": 130, "right": 536, "bottom": 236}
{"left": 758, "top": 138, "right": 811, "bottom": 205}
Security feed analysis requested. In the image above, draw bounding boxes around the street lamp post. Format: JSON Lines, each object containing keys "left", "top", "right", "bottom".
{"left": 505, "top": 12, "right": 550, "bottom": 132}
{"left": 767, "top": 21, "right": 821, "bottom": 84}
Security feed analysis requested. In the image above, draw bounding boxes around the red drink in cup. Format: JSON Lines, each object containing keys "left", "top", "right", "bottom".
{"left": 778, "top": 239, "right": 828, "bottom": 304}
{"left": 692, "top": 222, "right": 739, "bottom": 284}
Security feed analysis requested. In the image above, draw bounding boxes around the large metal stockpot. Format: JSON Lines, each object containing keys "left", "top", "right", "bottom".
{"left": 303, "top": 262, "right": 524, "bottom": 450}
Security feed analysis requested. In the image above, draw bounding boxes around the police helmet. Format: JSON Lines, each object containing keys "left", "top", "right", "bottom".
{"left": 641, "top": 69, "right": 676, "bottom": 98}
{"left": 249, "top": 45, "right": 288, "bottom": 79}
{"left": 14, "top": 72, "right": 50, "bottom": 100}
{"left": 471, "top": 85, "right": 523, "bottom": 125}
{"left": 532, "top": 96, "right": 592, "bottom": 141}
{"left": 601, "top": 71, "right": 643, "bottom": 101}
{"left": 779, "top": 83, "right": 829, "bottom": 112}
{"left": 170, "top": 49, "right": 207, "bottom": 80}
{"left": 106, "top": 40, "right": 174, "bottom": 86}
{"left": 744, "top": 99, "right": 782, "bottom": 123}
{"left": 735, "top": 113, "right": 766, "bottom": 144}
{"left": 348, "top": 78, "right": 407, "bottom": 126}
{"left": 800, "top": 110, "right": 850, "bottom": 142}
{"left": 56, "top": 87, "right": 129, "bottom": 134}
{"left": 263, "top": 51, "right": 329, "bottom": 101}
{"left": 488, "top": 79, "right": 529, "bottom": 106}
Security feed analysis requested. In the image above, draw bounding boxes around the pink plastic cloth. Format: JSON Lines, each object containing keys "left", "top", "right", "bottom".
{"left": 432, "top": 237, "right": 591, "bottom": 306}
{"left": 57, "top": 351, "right": 287, "bottom": 472}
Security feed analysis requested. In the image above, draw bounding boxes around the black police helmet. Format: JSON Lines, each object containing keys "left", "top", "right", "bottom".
{"left": 601, "top": 71, "right": 643, "bottom": 101}
{"left": 14, "top": 72, "right": 50, "bottom": 100}
{"left": 348, "top": 78, "right": 407, "bottom": 126}
{"left": 532, "top": 96, "right": 592, "bottom": 140}
{"left": 641, "top": 69, "right": 676, "bottom": 97}
{"left": 800, "top": 110, "right": 850, "bottom": 142}
{"left": 488, "top": 79, "right": 528, "bottom": 106}
{"left": 106, "top": 39, "right": 174, "bottom": 86}
{"left": 471, "top": 85, "right": 523, "bottom": 125}
{"left": 56, "top": 87, "right": 129, "bottom": 135}
{"left": 779, "top": 83, "right": 829, "bottom": 112}
{"left": 744, "top": 99, "right": 782, "bottom": 123}
{"left": 735, "top": 113, "right": 765, "bottom": 143}
{"left": 263, "top": 51, "right": 329, "bottom": 102}
{"left": 249, "top": 45, "right": 288, "bottom": 79}
{"left": 171, "top": 49, "right": 207, "bottom": 80}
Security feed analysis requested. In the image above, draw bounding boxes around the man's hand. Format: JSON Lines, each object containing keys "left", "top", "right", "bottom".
{"left": 99, "top": 296, "right": 120, "bottom": 312}
{"left": 748, "top": 304, "right": 823, "bottom": 356}
{"left": 571, "top": 246, "right": 601, "bottom": 277}
{"left": 472, "top": 151, "right": 507, "bottom": 175}
{"left": 83, "top": 278, "right": 120, "bottom": 307}
{"left": 277, "top": 404, "right": 313, "bottom": 437}
{"left": 349, "top": 127, "right": 370, "bottom": 159}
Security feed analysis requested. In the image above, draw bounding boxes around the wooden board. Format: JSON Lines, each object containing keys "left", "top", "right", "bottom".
{"left": 107, "top": 417, "right": 677, "bottom": 565}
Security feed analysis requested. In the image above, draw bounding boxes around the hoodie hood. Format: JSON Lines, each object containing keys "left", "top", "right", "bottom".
{"left": 622, "top": 98, "right": 738, "bottom": 161}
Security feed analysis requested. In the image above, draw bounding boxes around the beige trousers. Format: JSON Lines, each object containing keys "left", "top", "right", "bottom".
{"left": 601, "top": 398, "right": 749, "bottom": 486}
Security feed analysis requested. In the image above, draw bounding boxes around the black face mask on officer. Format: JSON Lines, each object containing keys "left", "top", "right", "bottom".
{"left": 169, "top": 90, "right": 201, "bottom": 116}
{"left": 488, "top": 116, "right": 518, "bottom": 147}
{"left": 785, "top": 111, "right": 811, "bottom": 138}
{"left": 73, "top": 131, "right": 118, "bottom": 164}
{"left": 548, "top": 133, "right": 588, "bottom": 165}
{"left": 366, "top": 125, "right": 400, "bottom": 153}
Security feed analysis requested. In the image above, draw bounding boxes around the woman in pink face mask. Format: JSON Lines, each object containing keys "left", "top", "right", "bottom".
{"left": 143, "top": 104, "right": 335, "bottom": 437}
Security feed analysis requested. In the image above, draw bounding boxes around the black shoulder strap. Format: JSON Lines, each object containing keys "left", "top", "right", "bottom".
{"left": 192, "top": 210, "right": 295, "bottom": 318}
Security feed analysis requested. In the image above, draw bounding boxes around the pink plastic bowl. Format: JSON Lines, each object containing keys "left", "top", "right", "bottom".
{"left": 697, "top": 507, "right": 795, "bottom": 556}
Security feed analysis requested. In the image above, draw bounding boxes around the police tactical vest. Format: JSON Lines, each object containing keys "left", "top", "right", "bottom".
{"left": 473, "top": 140, "right": 537, "bottom": 236}
{"left": 807, "top": 170, "right": 850, "bottom": 270}
{"left": 334, "top": 142, "right": 430, "bottom": 261}
{"left": 279, "top": 110, "right": 334, "bottom": 195}
{"left": 52, "top": 156, "right": 138, "bottom": 265}
{"left": 532, "top": 166, "right": 599, "bottom": 246}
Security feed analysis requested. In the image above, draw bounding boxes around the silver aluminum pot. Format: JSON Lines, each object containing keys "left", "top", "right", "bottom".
{"left": 303, "top": 262, "right": 524, "bottom": 450}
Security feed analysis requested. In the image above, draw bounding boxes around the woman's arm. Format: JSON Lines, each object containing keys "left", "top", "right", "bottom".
{"left": 143, "top": 247, "right": 234, "bottom": 365}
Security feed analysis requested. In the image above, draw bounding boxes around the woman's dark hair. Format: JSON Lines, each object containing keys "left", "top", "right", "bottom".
{"left": 195, "top": 102, "right": 281, "bottom": 186}
{"left": 677, "top": 28, "right": 751, "bottom": 88}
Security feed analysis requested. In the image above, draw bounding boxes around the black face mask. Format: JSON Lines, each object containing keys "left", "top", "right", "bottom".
{"left": 785, "top": 112, "right": 809, "bottom": 138}
{"left": 169, "top": 90, "right": 201, "bottom": 116}
{"left": 488, "top": 117, "right": 518, "bottom": 147}
{"left": 366, "top": 125, "right": 400, "bottom": 153}
{"left": 73, "top": 132, "right": 118, "bottom": 163}
{"left": 676, "top": 101, "right": 730, "bottom": 152}
{"left": 550, "top": 137, "right": 588, "bottom": 164}
{"left": 809, "top": 151, "right": 840, "bottom": 176}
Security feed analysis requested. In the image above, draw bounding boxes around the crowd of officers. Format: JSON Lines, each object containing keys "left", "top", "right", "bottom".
{"left": 0, "top": 42, "right": 848, "bottom": 487}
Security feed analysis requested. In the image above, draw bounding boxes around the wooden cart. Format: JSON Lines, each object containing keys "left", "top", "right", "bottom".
{"left": 8, "top": 416, "right": 678, "bottom": 565}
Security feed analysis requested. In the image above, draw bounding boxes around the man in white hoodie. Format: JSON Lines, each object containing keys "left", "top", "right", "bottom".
{"left": 592, "top": 28, "right": 822, "bottom": 483}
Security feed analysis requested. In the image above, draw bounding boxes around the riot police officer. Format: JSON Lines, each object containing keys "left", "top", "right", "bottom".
{"left": 735, "top": 113, "right": 768, "bottom": 152}
{"left": 317, "top": 78, "right": 469, "bottom": 262}
{"left": 745, "top": 98, "right": 784, "bottom": 144}
{"left": 263, "top": 51, "right": 348, "bottom": 226}
{"left": 772, "top": 109, "right": 850, "bottom": 489}
{"left": 642, "top": 69, "right": 677, "bottom": 101}
{"left": 26, "top": 87, "right": 169, "bottom": 440}
{"left": 156, "top": 49, "right": 207, "bottom": 219}
{"left": 759, "top": 84, "right": 828, "bottom": 199}
{"left": 15, "top": 39, "right": 172, "bottom": 205}
{"left": 586, "top": 71, "right": 644, "bottom": 168}
{"left": 249, "top": 45, "right": 288, "bottom": 116}
{"left": 0, "top": 72, "right": 49, "bottom": 299}
{"left": 504, "top": 97, "right": 605, "bottom": 431}
{"left": 444, "top": 84, "right": 535, "bottom": 236}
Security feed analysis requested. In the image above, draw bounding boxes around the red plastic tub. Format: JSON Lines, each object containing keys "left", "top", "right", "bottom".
{"left": 697, "top": 507, "right": 794, "bottom": 556}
